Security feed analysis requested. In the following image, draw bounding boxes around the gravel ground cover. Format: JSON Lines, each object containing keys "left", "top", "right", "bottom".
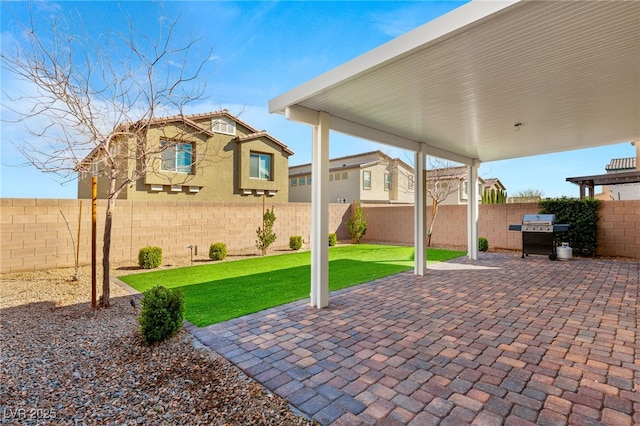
{"left": 0, "top": 258, "right": 316, "bottom": 425}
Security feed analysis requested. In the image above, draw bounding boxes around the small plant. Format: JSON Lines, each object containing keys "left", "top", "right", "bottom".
{"left": 138, "top": 285, "right": 184, "bottom": 345}
{"left": 138, "top": 246, "right": 162, "bottom": 269}
{"left": 346, "top": 203, "right": 367, "bottom": 244}
{"left": 256, "top": 206, "right": 277, "bottom": 255}
{"left": 289, "top": 236, "right": 303, "bottom": 251}
{"left": 209, "top": 242, "right": 227, "bottom": 261}
{"left": 478, "top": 237, "right": 489, "bottom": 252}
{"left": 328, "top": 233, "right": 337, "bottom": 247}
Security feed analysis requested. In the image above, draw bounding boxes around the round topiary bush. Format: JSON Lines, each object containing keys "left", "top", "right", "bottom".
{"left": 137, "top": 285, "right": 184, "bottom": 345}
{"left": 478, "top": 237, "right": 489, "bottom": 252}
{"left": 138, "top": 246, "right": 162, "bottom": 269}
{"left": 328, "top": 233, "right": 337, "bottom": 247}
{"left": 209, "top": 242, "right": 227, "bottom": 261}
{"left": 289, "top": 236, "right": 303, "bottom": 251}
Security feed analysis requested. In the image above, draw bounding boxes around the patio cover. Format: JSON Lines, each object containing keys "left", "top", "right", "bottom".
{"left": 269, "top": 0, "right": 640, "bottom": 308}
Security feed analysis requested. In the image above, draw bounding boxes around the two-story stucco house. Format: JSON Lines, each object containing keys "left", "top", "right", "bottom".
{"left": 77, "top": 110, "right": 293, "bottom": 202}
{"left": 288, "top": 151, "right": 414, "bottom": 204}
{"left": 426, "top": 165, "right": 505, "bottom": 205}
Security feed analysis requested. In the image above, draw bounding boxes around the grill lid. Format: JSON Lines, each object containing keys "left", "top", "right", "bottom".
{"left": 522, "top": 214, "right": 555, "bottom": 225}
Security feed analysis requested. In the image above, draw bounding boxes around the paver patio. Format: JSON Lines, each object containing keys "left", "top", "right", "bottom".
{"left": 187, "top": 253, "right": 639, "bottom": 425}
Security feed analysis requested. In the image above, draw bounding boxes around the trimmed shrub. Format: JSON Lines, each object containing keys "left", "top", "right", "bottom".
{"left": 138, "top": 285, "right": 184, "bottom": 345}
{"left": 328, "top": 233, "right": 337, "bottom": 247}
{"left": 209, "top": 242, "right": 227, "bottom": 261}
{"left": 138, "top": 246, "right": 162, "bottom": 269}
{"left": 478, "top": 237, "right": 489, "bottom": 252}
{"left": 346, "top": 203, "right": 367, "bottom": 244}
{"left": 289, "top": 236, "right": 303, "bottom": 250}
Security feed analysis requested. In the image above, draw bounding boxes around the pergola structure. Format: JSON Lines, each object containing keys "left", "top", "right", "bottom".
{"left": 566, "top": 171, "right": 640, "bottom": 199}
{"left": 269, "top": 0, "right": 640, "bottom": 308}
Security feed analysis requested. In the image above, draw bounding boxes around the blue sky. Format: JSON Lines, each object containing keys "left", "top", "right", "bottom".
{"left": 1, "top": 1, "right": 635, "bottom": 199}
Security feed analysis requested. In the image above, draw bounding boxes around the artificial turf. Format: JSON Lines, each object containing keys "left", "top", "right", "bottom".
{"left": 120, "top": 244, "right": 465, "bottom": 326}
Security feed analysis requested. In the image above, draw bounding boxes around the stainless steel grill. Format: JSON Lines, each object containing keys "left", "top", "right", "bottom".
{"left": 509, "top": 214, "right": 570, "bottom": 260}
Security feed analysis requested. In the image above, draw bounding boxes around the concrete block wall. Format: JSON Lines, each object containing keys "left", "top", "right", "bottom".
{"left": 1, "top": 199, "right": 351, "bottom": 273}
{"left": 362, "top": 201, "right": 639, "bottom": 259}
{"left": 596, "top": 200, "right": 640, "bottom": 259}
{"left": 2, "top": 199, "right": 637, "bottom": 274}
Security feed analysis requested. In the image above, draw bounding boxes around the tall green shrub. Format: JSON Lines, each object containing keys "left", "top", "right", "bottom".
{"left": 346, "top": 203, "right": 367, "bottom": 244}
{"left": 256, "top": 206, "right": 277, "bottom": 255}
{"left": 539, "top": 197, "right": 599, "bottom": 257}
{"left": 482, "top": 188, "right": 507, "bottom": 204}
{"left": 138, "top": 246, "right": 162, "bottom": 269}
{"left": 328, "top": 233, "right": 337, "bottom": 247}
{"left": 137, "top": 285, "right": 184, "bottom": 345}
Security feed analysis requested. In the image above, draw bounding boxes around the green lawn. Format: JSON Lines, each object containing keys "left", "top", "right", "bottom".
{"left": 120, "top": 244, "right": 465, "bottom": 327}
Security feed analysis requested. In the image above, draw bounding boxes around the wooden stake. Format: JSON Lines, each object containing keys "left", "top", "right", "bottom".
{"left": 92, "top": 177, "right": 97, "bottom": 309}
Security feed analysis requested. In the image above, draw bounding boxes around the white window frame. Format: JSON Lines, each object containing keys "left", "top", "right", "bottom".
{"left": 161, "top": 141, "right": 193, "bottom": 174}
{"left": 363, "top": 170, "right": 371, "bottom": 190}
{"left": 307, "top": 176, "right": 312, "bottom": 185}
{"left": 408, "top": 174, "right": 414, "bottom": 191}
{"left": 384, "top": 173, "right": 391, "bottom": 191}
{"left": 212, "top": 117, "right": 236, "bottom": 135}
{"left": 299, "top": 177, "right": 305, "bottom": 186}
{"left": 250, "top": 152, "right": 271, "bottom": 180}
{"left": 291, "top": 178, "right": 297, "bottom": 187}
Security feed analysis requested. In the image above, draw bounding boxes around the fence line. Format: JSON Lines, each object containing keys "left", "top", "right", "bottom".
{"left": 1, "top": 199, "right": 637, "bottom": 273}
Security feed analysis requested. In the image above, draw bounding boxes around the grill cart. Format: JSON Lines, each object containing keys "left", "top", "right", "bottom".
{"left": 509, "top": 214, "right": 570, "bottom": 260}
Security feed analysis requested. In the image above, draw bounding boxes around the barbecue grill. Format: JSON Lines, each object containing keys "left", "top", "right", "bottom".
{"left": 509, "top": 214, "right": 569, "bottom": 260}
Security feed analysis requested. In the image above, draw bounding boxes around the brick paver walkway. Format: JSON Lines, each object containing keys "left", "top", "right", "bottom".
{"left": 188, "top": 254, "right": 639, "bottom": 425}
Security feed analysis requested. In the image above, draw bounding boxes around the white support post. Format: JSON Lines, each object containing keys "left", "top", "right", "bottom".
{"left": 467, "top": 161, "right": 479, "bottom": 260}
{"left": 311, "top": 111, "right": 330, "bottom": 308}
{"left": 414, "top": 144, "right": 427, "bottom": 275}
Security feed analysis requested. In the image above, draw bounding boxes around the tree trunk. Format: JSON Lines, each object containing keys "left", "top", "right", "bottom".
{"left": 427, "top": 200, "right": 439, "bottom": 248}
{"left": 100, "top": 182, "right": 117, "bottom": 308}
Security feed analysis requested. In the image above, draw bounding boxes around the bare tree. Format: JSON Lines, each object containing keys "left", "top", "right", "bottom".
{"left": 1, "top": 5, "right": 212, "bottom": 307}
{"left": 425, "top": 157, "right": 464, "bottom": 247}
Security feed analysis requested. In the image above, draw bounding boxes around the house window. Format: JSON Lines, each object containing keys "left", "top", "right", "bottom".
{"left": 329, "top": 174, "right": 334, "bottom": 181}
{"left": 299, "top": 177, "right": 305, "bottom": 186}
{"left": 307, "top": 176, "right": 312, "bottom": 185}
{"left": 342, "top": 172, "right": 348, "bottom": 180}
{"left": 363, "top": 170, "right": 371, "bottom": 189}
{"left": 291, "top": 178, "right": 297, "bottom": 186}
{"left": 461, "top": 181, "right": 468, "bottom": 200}
{"left": 250, "top": 152, "right": 271, "bottom": 180}
{"left": 335, "top": 173, "right": 341, "bottom": 181}
{"left": 161, "top": 141, "right": 192, "bottom": 173}
{"left": 384, "top": 173, "right": 391, "bottom": 191}
{"left": 408, "top": 175, "right": 414, "bottom": 190}
{"left": 211, "top": 117, "right": 236, "bottom": 135}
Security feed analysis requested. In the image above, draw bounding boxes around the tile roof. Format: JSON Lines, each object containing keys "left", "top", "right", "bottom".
{"left": 605, "top": 157, "right": 636, "bottom": 171}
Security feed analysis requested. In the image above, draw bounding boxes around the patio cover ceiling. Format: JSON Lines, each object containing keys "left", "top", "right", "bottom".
{"left": 269, "top": 1, "right": 640, "bottom": 165}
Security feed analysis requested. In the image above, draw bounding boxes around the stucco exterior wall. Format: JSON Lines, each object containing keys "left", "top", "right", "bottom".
{"left": 77, "top": 117, "right": 291, "bottom": 203}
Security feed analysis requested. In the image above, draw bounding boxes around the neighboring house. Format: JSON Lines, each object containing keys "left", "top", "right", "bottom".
{"left": 597, "top": 146, "right": 640, "bottom": 200}
{"left": 77, "top": 110, "right": 293, "bottom": 202}
{"left": 288, "top": 151, "right": 414, "bottom": 204}
{"left": 482, "top": 178, "right": 506, "bottom": 194}
{"left": 426, "top": 166, "right": 499, "bottom": 205}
